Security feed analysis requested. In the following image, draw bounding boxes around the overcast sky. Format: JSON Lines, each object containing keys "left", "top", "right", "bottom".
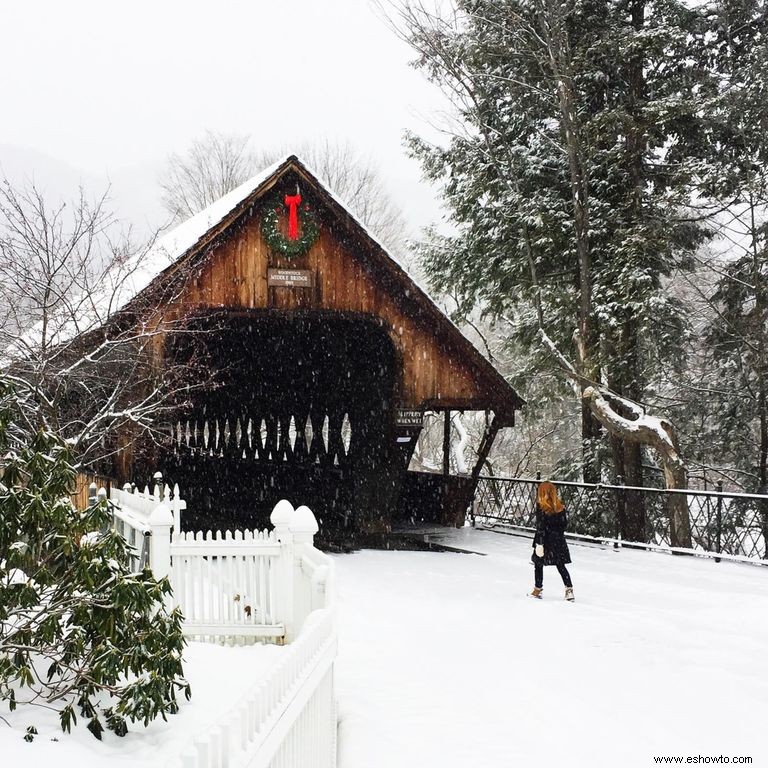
{"left": 0, "top": 0, "right": 450, "bottom": 235}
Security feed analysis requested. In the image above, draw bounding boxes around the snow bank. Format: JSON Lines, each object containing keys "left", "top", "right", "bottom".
{"left": 332, "top": 529, "right": 768, "bottom": 768}
{"left": 0, "top": 640, "right": 283, "bottom": 767}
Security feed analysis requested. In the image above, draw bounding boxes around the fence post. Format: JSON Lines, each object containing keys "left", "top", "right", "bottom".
{"left": 271, "top": 499, "right": 296, "bottom": 643}
{"left": 153, "top": 471, "right": 164, "bottom": 501}
{"left": 715, "top": 481, "right": 723, "bottom": 563}
{"left": 149, "top": 502, "right": 174, "bottom": 586}
{"left": 172, "top": 483, "right": 185, "bottom": 535}
{"left": 88, "top": 482, "right": 98, "bottom": 507}
{"left": 290, "top": 505, "right": 320, "bottom": 636}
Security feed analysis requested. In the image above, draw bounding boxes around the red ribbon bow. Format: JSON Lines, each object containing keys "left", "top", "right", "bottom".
{"left": 284, "top": 193, "right": 302, "bottom": 241}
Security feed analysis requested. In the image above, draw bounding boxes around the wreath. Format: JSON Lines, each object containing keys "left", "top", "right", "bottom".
{"left": 260, "top": 193, "right": 320, "bottom": 258}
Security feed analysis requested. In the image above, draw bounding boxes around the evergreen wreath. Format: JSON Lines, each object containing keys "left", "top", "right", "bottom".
{"left": 261, "top": 194, "right": 320, "bottom": 258}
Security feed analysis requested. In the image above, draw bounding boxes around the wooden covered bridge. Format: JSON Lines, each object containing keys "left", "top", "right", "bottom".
{"left": 95, "top": 156, "right": 522, "bottom": 540}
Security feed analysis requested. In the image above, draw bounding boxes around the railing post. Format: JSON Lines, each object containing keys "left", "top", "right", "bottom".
{"left": 290, "top": 505, "right": 320, "bottom": 634}
{"left": 271, "top": 499, "right": 296, "bottom": 643}
{"left": 615, "top": 475, "right": 624, "bottom": 550}
{"left": 95, "top": 487, "right": 109, "bottom": 533}
{"left": 715, "top": 481, "right": 723, "bottom": 563}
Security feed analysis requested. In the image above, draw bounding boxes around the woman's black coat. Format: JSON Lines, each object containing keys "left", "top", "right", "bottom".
{"left": 531, "top": 507, "right": 572, "bottom": 566}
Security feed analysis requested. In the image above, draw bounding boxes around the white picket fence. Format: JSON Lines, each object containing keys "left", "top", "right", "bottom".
{"left": 171, "top": 606, "right": 337, "bottom": 768}
{"left": 171, "top": 528, "right": 284, "bottom": 639}
{"left": 103, "top": 480, "right": 338, "bottom": 767}
{"left": 108, "top": 479, "right": 185, "bottom": 573}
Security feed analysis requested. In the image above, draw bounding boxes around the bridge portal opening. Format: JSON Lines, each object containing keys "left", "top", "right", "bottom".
{"left": 162, "top": 310, "right": 399, "bottom": 537}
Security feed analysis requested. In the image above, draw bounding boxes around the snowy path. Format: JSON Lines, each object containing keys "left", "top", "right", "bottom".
{"left": 332, "top": 530, "right": 768, "bottom": 768}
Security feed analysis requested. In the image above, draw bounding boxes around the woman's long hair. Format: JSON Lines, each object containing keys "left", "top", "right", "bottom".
{"left": 537, "top": 481, "right": 565, "bottom": 515}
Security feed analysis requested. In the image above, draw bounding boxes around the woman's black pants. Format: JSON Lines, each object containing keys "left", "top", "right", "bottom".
{"left": 534, "top": 561, "right": 572, "bottom": 589}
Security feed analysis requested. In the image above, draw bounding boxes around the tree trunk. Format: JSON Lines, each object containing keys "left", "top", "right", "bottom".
{"left": 609, "top": 375, "right": 647, "bottom": 541}
{"left": 581, "top": 401, "right": 600, "bottom": 483}
{"left": 623, "top": 442, "right": 647, "bottom": 542}
{"left": 617, "top": 0, "right": 649, "bottom": 543}
{"left": 541, "top": 0, "right": 599, "bottom": 482}
{"left": 662, "top": 452, "right": 691, "bottom": 549}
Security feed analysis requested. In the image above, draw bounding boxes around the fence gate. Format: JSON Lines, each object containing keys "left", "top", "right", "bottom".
{"left": 170, "top": 529, "right": 284, "bottom": 639}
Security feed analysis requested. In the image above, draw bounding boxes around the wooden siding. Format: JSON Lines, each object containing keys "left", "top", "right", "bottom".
{"left": 71, "top": 472, "right": 113, "bottom": 510}
{"left": 155, "top": 213, "right": 491, "bottom": 411}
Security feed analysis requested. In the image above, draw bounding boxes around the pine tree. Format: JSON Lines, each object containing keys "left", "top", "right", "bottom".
{"left": 0, "top": 381, "right": 190, "bottom": 739}
{"left": 398, "top": 0, "right": 714, "bottom": 538}
{"left": 686, "top": 0, "right": 768, "bottom": 489}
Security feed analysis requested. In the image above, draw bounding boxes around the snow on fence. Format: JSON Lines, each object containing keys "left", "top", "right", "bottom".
{"left": 103, "top": 480, "right": 337, "bottom": 767}
{"left": 107, "top": 477, "right": 185, "bottom": 574}
{"left": 107, "top": 480, "right": 333, "bottom": 643}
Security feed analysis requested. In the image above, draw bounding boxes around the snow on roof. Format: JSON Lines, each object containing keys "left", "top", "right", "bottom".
{"left": 109, "top": 156, "right": 293, "bottom": 316}
{"left": 5, "top": 157, "right": 290, "bottom": 359}
{"left": 111, "top": 152, "right": 426, "bottom": 322}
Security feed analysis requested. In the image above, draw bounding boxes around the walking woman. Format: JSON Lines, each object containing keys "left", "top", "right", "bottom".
{"left": 530, "top": 481, "right": 575, "bottom": 601}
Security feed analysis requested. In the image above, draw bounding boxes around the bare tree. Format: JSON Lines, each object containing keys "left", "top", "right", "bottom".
{"left": 0, "top": 178, "right": 198, "bottom": 468}
{"left": 158, "top": 133, "right": 411, "bottom": 257}
{"left": 159, "top": 131, "right": 257, "bottom": 222}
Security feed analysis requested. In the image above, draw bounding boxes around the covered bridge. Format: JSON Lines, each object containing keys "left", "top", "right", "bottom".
{"left": 101, "top": 156, "right": 522, "bottom": 540}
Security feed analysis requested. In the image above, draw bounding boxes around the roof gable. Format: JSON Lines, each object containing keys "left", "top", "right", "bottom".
{"left": 106, "top": 156, "right": 524, "bottom": 416}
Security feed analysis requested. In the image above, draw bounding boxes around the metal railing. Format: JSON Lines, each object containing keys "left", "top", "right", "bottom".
{"left": 474, "top": 475, "right": 768, "bottom": 562}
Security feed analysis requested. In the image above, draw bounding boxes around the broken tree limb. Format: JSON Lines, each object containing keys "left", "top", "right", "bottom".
{"left": 537, "top": 328, "right": 693, "bottom": 548}
{"left": 584, "top": 386, "right": 692, "bottom": 548}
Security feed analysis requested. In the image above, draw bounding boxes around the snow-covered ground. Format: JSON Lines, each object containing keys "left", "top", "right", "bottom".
{"left": 333, "top": 529, "right": 768, "bottom": 768}
{"left": 0, "top": 640, "right": 283, "bottom": 767}
{"left": 2, "top": 529, "right": 766, "bottom": 767}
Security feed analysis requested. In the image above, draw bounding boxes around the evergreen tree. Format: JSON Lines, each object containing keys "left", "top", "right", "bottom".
{"left": 0, "top": 382, "right": 190, "bottom": 739}
{"left": 698, "top": 0, "right": 768, "bottom": 489}
{"left": 397, "top": 0, "right": 713, "bottom": 534}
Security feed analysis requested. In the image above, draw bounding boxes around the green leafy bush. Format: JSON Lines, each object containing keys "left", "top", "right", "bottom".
{"left": 0, "top": 384, "right": 190, "bottom": 738}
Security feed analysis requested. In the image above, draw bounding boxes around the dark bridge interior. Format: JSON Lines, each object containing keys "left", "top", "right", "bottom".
{"left": 161, "top": 310, "right": 399, "bottom": 537}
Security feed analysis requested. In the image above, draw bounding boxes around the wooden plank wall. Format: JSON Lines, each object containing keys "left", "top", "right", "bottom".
{"left": 71, "top": 472, "right": 113, "bottom": 510}
{"left": 157, "top": 213, "right": 487, "bottom": 410}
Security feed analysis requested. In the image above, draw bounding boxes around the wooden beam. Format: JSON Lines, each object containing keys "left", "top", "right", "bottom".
{"left": 470, "top": 413, "right": 502, "bottom": 487}
{"left": 443, "top": 410, "right": 451, "bottom": 476}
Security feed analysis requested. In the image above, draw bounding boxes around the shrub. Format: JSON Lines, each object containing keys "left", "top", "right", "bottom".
{"left": 0, "top": 384, "right": 190, "bottom": 738}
